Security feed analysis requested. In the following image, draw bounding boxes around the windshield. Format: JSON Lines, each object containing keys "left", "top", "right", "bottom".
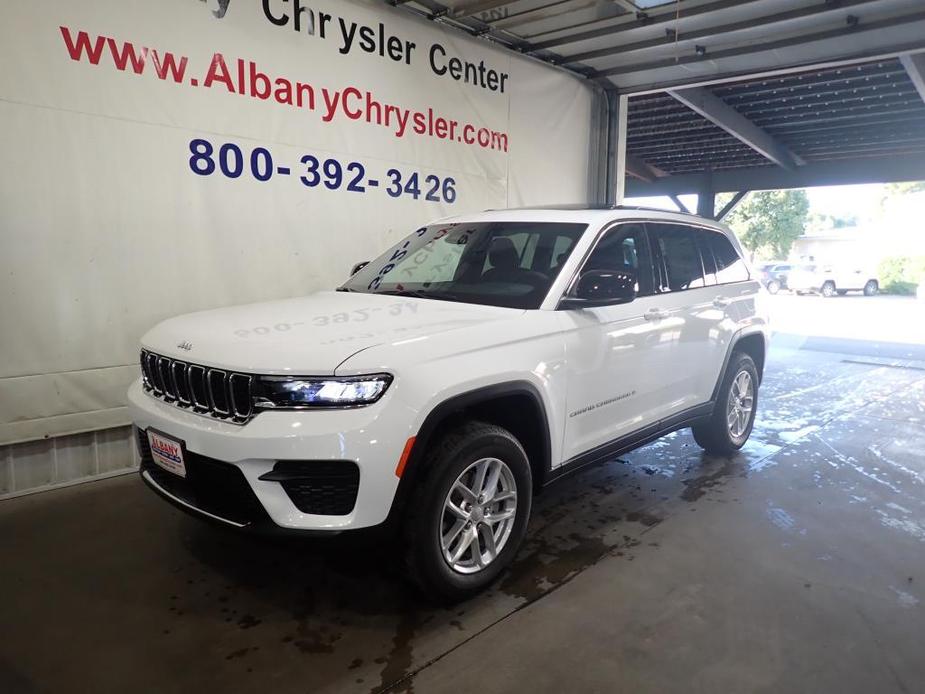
{"left": 341, "top": 222, "right": 588, "bottom": 309}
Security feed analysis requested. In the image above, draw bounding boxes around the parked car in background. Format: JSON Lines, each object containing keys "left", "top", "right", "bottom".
{"left": 788, "top": 264, "right": 879, "bottom": 297}
{"left": 755, "top": 262, "right": 792, "bottom": 294}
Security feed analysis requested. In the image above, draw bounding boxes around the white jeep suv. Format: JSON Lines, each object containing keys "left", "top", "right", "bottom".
{"left": 788, "top": 264, "right": 880, "bottom": 297}
{"left": 129, "top": 206, "right": 769, "bottom": 600}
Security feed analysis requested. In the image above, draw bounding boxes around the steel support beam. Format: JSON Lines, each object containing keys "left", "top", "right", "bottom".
{"left": 594, "top": 11, "right": 925, "bottom": 80}
{"left": 564, "top": 0, "right": 880, "bottom": 66}
{"left": 625, "top": 153, "right": 925, "bottom": 196}
{"left": 624, "top": 43, "right": 925, "bottom": 96}
{"left": 625, "top": 153, "right": 663, "bottom": 183}
{"left": 449, "top": 0, "right": 514, "bottom": 18}
{"left": 608, "top": 0, "right": 638, "bottom": 14}
{"left": 715, "top": 191, "right": 748, "bottom": 221}
{"left": 668, "top": 86, "right": 803, "bottom": 170}
{"left": 615, "top": 93, "right": 628, "bottom": 205}
{"left": 696, "top": 168, "right": 714, "bottom": 218}
{"left": 603, "top": 91, "right": 629, "bottom": 206}
{"left": 900, "top": 53, "right": 925, "bottom": 105}
{"left": 531, "top": 0, "right": 765, "bottom": 51}
{"left": 669, "top": 195, "right": 691, "bottom": 214}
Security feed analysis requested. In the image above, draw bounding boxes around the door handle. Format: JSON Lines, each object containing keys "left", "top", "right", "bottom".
{"left": 713, "top": 296, "right": 731, "bottom": 308}
{"left": 644, "top": 308, "right": 669, "bottom": 321}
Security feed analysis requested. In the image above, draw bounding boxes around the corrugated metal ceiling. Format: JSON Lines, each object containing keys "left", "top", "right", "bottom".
{"left": 387, "top": 0, "right": 925, "bottom": 184}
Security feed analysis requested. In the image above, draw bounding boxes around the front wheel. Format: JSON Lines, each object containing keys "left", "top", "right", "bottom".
{"left": 403, "top": 421, "right": 532, "bottom": 602}
{"left": 864, "top": 280, "right": 879, "bottom": 296}
{"left": 693, "top": 353, "right": 759, "bottom": 455}
{"left": 821, "top": 281, "right": 837, "bottom": 298}
{"left": 766, "top": 280, "right": 780, "bottom": 294}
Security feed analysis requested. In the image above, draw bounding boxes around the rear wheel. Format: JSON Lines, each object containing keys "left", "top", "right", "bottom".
{"left": 766, "top": 280, "right": 780, "bottom": 294}
{"left": 403, "top": 421, "right": 532, "bottom": 602}
{"left": 693, "top": 353, "right": 758, "bottom": 455}
{"left": 864, "top": 280, "right": 879, "bottom": 296}
{"left": 821, "top": 281, "right": 837, "bottom": 298}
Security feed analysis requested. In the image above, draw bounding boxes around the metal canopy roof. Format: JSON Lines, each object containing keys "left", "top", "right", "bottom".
{"left": 627, "top": 58, "right": 925, "bottom": 176}
{"left": 387, "top": 0, "right": 925, "bottom": 199}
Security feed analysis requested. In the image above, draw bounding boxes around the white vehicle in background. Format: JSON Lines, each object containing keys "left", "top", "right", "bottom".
{"left": 128, "top": 206, "right": 769, "bottom": 600}
{"left": 788, "top": 264, "right": 879, "bottom": 297}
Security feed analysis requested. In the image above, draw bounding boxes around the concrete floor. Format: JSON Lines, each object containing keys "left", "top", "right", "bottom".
{"left": 2, "top": 334, "right": 924, "bottom": 694}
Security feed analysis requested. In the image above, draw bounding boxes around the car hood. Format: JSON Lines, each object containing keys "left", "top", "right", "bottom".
{"left": 141, "top": 291, "right": 522, "bottom": 375}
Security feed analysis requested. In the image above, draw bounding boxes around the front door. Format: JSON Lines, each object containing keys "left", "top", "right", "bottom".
{"left": 560, "top": 223, "right": 681, "bottom": 463}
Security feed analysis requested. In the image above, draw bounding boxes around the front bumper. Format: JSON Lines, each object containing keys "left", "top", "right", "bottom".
{"left": 128, "top": 379, "right": 411, "bottom": 531}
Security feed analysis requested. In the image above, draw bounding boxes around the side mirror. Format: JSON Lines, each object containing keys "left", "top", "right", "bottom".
{"left": 350, "top": 261, "right": 370, "bottom": 276}
{"left": 561, "top": 269, "right": 636, "bottom": 309}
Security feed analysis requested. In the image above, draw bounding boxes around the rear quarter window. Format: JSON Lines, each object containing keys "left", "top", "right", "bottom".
{"left": 705, "top": 231, "right": 749, "bottom": 284}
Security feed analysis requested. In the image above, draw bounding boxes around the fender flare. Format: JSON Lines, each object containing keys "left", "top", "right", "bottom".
{"left": 710, "top": 328, "right": 768, "bottom": 402}
{"left": 384, "top": 380, "right": 552, "bottom": 526}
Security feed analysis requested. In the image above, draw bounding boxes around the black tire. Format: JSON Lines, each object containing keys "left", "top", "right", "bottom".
{"left": 864, "top": 280, "right": 879, "bottom": 296}
{"left": 402, "top": 421, "right": 532, "bottom": 603}
{"left": 692, "top": 353, "right": 759, "bottom": 456}
{"left": 821, "top": 281, "right": 837, "bottom": 298}
{"left": 766, "top": 280, "right": 780, "bottom": 294}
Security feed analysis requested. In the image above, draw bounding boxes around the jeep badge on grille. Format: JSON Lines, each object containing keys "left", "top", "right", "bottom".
{"left": 177, "top": 341, "right": 193, "bottom": 351}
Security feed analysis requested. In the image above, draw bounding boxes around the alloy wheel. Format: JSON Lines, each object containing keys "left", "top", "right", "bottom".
{"left": 726, "top": 370, "right": 754, "bottom": 440}
{"left": 440, "top": 457, "right": 518, "bottom": 575}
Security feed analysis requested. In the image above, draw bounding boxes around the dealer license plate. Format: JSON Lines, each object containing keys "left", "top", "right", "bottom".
{"left": 147, "top": 429, "right": 187, "bottom": 478}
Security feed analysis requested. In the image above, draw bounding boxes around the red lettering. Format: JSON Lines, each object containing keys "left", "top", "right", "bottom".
{"left": 343, "top": 87, "right": 363, "bottom": 120}
{"left": 203, "top": 53, "right": 235, "bottom": 93}
{"left": 150, "top": 50, "right": 188, "bottom": 82}
{"left": 249, "top": 61, "right": 271, "bottom": 99}
{"left": 60, "top": 27, "right": 106, "bottom": 64}
{"left": 107, "top": 38, "right": 148, "bottom": 74}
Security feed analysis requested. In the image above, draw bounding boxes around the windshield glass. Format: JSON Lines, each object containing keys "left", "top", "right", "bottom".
{"left": 341, "top": 222, "right": 588, "bottom": 309}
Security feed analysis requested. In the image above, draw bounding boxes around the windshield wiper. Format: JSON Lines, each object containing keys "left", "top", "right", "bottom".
{"left": 380, "top": 289, "right": 464, "bottom": 302}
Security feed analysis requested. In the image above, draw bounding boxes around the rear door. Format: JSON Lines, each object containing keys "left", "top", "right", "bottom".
{"left": 698, "top": 227, "right": 758, "bottom": 400}
{"left": 647, "top": 223, "right": 753, "bottom": 408}
{"left": 646, "top": 222, "right": 719, "bottom": 411}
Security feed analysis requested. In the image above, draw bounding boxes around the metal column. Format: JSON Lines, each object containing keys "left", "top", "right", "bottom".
{"left": 602, "top": 90, "right": 628, "bottom": 207}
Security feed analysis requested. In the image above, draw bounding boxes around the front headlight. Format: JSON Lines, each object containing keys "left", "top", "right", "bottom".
{"left": 253, "top": 374, "right": 392, "bottom": 409}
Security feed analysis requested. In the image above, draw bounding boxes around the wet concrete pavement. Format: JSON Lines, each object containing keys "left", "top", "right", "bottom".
{"left": 2, "top": 336, "right": 924, "bottom": 693}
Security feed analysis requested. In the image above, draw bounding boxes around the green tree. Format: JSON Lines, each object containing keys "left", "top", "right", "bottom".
{"left": 880, "top": 181, "right": 925, "bottom": 210}
{"left": 884, "top": 181, "right": 925, "bottom": 195}
{"left": 725, "top": 190, "right": 810, "bottom": 260}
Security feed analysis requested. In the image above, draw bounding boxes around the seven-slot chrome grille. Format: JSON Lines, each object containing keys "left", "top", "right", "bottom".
{"left": 140, "top": 350, "right": 254, "bottom": 423}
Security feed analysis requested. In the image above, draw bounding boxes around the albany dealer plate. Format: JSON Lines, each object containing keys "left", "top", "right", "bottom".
{"left": 147, "top": 429, "right": 187, "bottom": 478}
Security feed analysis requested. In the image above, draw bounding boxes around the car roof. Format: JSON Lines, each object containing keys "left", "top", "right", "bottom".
{"left": 439, "top": 205, "right": 727, "bottom": 229}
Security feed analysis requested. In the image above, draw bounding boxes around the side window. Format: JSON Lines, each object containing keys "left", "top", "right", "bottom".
{"left": 579, "top": 224, "right": 655, "bottom": 297}
{"left": 651, "top": 224, "right": 707, "bottom": 292}
{"left": 696, "top": 229, "right": 718, "bottom": 286}
{"left": 706, "top": 232, "right": 750, "bottom": 284}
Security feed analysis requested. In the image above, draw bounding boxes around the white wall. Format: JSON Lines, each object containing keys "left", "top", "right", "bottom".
{"left": 0, "top": 0, "right": 596, "bottom": 459}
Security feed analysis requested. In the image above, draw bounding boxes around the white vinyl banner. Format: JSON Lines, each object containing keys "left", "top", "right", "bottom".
{"left": 0, "top": 0, "right": 595, "bottom": 444}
